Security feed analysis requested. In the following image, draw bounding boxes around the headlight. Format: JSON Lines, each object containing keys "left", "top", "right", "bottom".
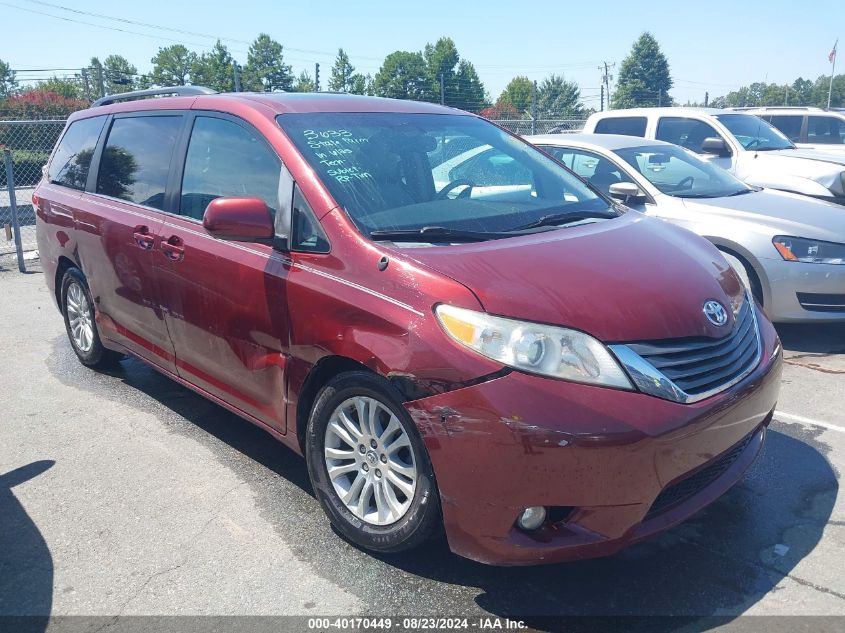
{"left": 435, "top": 304, "right": 633, "bottom": 389}
{"left": 773, "top": 236, "right": 845, "bottom": 265}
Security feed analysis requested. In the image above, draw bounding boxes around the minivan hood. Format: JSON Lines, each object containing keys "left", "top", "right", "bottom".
{"left": 681, "top": 189, "right": 845, "bottom": 243}
{"left": 401, "top": 214, "right": 744, "bottom": 343}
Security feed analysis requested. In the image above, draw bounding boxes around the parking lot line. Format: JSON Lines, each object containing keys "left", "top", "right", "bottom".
{"left": 775, "top": 410, "right": 845, "bottom": 434}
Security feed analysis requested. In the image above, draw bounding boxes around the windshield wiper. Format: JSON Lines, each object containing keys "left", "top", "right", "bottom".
{"left": 370, "top": 226, "right": 516, "bottom": 243}
{"left": 724, "top": 188, "right": 755, "bottom": 197}
{"left": 508, "top": 209, "right": 617, "bottom": 232}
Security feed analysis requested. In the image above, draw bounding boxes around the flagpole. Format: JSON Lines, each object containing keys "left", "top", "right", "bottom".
{"left": 829, "top": 38, "right": 838, "bottom": 110}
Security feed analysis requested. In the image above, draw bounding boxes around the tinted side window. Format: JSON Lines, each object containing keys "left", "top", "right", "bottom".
{"left": 769, "top": 115, "right": 804, "bottom": 142}
{"left": 594, "top": 117, "right": 647, "bottom": 137}
{"left": 655, "top": 117, "right": 723, "bottom": 154}
{"left": 96, "top": 116, "right": 182, "bottom": 210}
{"left": 48, "top": 116, "right": 106, "bottom": 190}
{"left": 808, "top": 116, "right": 844, "bottom": 145}
{"left": 180, "top": 117, "right": 281, "bottom": 220}
{"left": 447, "top": 148, "right": 534, "bottom": 188}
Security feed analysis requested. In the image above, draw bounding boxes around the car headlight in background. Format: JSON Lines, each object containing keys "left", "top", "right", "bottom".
{"left": 773, "top": 236, "right": 845, "bottom": 265}
{"left": 435, "top": 304, "right": 633, "bottom": 389}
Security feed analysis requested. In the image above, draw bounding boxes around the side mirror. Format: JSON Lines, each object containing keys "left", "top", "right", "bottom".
{"left": 608, "top": 182, "right": 645, "bottom": 203}
{"left": 701, "top": 137, "right": 731, "bottom": 157}
{"left": 203, "top": 197, "right": 275, "bottom": 243}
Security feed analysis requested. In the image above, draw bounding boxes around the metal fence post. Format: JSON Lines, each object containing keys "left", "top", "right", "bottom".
{"left": 2, "top": 149, "right": 26, "bottom": 273}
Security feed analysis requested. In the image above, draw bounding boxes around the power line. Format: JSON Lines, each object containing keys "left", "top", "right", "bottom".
{"left": 15, "top": 0, "right": 386, "bottom": 63}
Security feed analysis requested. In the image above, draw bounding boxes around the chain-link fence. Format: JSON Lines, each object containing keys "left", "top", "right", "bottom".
{"left": 0, "top": 120, "right": 66, "bottom": 272}
{"left": 491, "top": 119, "right": 586, "bottom": 136}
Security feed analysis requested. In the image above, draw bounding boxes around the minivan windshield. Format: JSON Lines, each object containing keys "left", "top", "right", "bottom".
{"left": 714, "top": 113, "right": 794, "bottom": 151}
{"left": 614, "top": 144, "right": 754, "bottom": 199}
{"left": 277, "top": 112, "right": 616, "bottom": 240}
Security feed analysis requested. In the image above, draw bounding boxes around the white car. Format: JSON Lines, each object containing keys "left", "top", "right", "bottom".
{"left": 528, "top": 133, "right": 845, "bottom": 322}
{"left": 583, "top": 108, "right": 845, "bottom": 205}
{"left": 733, "top": 107, "right": 845, "bottom": 152}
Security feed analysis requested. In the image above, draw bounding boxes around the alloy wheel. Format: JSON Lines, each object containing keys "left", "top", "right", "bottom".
{"left": 324, "top": 396, "right": 417, "bottom": 526}
{"left": 66, "top": 281, "right": 94, "bottom": 353}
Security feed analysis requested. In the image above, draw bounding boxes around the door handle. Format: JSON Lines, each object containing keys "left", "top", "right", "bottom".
{"left": 160, "top": 235, "right": 185, "bottom": 262}
{"left": 133, "top": 225, "right": 155, "bottom": 250}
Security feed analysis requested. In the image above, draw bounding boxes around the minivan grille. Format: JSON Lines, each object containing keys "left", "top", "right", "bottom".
{"left": 645, "top": 427, "right": 758, "bottom": 519}
{"left": 623, "top": 300, "right": 759, "bottom": 399}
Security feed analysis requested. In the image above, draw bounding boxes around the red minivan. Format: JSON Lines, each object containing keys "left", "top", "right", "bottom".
{"left": 35, "top": 88, "right": 782, "bottom": 565}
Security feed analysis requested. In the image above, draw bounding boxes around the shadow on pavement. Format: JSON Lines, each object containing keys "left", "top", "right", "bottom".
{"left": 374, "top": 428, "right": 837, "bottom": 629}
{"left": 0, "top": 460, "right": 55, "bottom": 631}
{"left": 776, "top": 322, "right": 845, "bottom": 354}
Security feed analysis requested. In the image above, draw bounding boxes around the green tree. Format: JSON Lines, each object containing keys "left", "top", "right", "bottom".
{"left": 35, "top": 76, "right": 86, "bottom": 100}
{"left": 328, "top": 48, "right": 365, "bottom": 93}
{"left": 453, "top": 60, "right": 486, "bottom": 112}
{"left": 537, "top": 74, "right": 584, "bottom": 117}
{"left": 348, "top": 73, "right": 371, "bottom": 95}
{"left": 293, "top": 70, "right": 315, "bottom": 92}
{"left": 790, "top": 78, "right": 814, "bottom": 105}
{"left": 812, "top": 74, "right": 845, "bottom": 107}
{"left": 497, "top": 76, "right": 534, "bottom": 114}
{"left": 150, "top": 45, "right": 196, "bottom": 87}
{"left": 612, "top": 32, "right": 673, "bottom": 108}
{"left": 191, "top": 41, "right": 235, "bottom": 92}
{"left": 373, "top": 51, "right": 434, "bottom": 101}
{"left": 103, "top": 55, "right": 137, "bottom": 94}
{"left": 0, "top": 58, "right": 17, "bottom": 98}
{"left": 243, "top": 34, "right": 293, "bottom": 92}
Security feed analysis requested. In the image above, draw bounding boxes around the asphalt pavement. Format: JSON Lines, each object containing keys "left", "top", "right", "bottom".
{"left": 1, "top": 269, "right": 843, "bottom": 632}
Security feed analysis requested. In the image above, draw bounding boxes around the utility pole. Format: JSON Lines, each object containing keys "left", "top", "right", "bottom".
{"left": 784, "top": 84, "right": 789, "bottom": 106}
{"left": 828, "top": 39, "right": 838, "bottom": 110}
{"left": 599, "top": 62, "right": 614, "bottom": 109}
{"left": 233, "top": 62, "right": 242, "bottom": 92}
{"left": 531, "top": 80, "right": 538, "bottom": 135}
{"left": 600, "top": 84, "right": 604, "bottom": 111}
{"left": 315, "top": 63, "right": 320, "bottom": 92}
{"left": 704, "top": 91, "right": 709, "bottom": 107}
{"left": 81, "top": 67, "right": 91, "bottom": 102}
{"left": 439, "top": 73, "right": 445, "bottom": 105}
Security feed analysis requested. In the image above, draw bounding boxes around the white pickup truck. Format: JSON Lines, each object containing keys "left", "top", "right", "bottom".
{"left": 583, "top": 108, "right": 845, "bottom": 204}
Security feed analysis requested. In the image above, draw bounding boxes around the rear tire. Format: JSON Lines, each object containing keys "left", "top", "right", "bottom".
{"left": 60, "top": 268, "right": 123, "bottom": 369}
{"left": 305, "top": 371, "right": 441, "bottom": 554}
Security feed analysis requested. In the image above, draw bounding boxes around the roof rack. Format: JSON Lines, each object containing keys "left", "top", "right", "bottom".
{"left": 731, "top": 106, "right": 822, "bottom": 111}
{"left": 92, "top": 86, "right": 217, "bottom": 107}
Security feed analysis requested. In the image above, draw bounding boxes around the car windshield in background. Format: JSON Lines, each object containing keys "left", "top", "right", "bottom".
{"left": 714, "top": 113, "right": 794, "bottom": 151}
{"left": 276, "top": 112, "right": 616, "bottom": 240}
{"left": 614, "top": 144, "right": 753, "bottom": 198}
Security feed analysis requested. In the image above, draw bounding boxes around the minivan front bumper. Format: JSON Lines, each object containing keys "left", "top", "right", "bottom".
{"left": 406, "top": 307, "right": 782, "bottom": 565}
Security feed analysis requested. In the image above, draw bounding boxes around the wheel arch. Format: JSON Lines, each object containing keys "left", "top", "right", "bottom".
{"left": 54, "top": 255, "right": 78, "bottom": 313}
{"left": 706, "top": 237, "right": 768, "bottom": 305}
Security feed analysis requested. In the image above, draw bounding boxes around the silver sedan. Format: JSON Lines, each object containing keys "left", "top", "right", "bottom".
{"left": 527, "top": 133, "right": 845, "bottom": 322}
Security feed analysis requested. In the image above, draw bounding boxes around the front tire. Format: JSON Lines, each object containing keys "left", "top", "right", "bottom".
{"left": 305, "top": 371, "right": 441, "bottom": 554}
{"left": 61, "top": 268, "right": 122, "bottom": 369}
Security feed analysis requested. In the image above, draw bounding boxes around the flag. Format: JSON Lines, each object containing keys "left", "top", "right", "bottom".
{"left": 830, "top": 40, "right": 838, "bottom": 63}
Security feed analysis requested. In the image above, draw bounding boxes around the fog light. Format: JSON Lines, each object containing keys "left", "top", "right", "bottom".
{"left": 517, "top": 506, "right": 546, "bottom": 531}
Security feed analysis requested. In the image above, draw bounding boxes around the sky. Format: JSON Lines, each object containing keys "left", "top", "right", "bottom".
{"left": 2, "top": 0, "right": 843, "bottom": 107}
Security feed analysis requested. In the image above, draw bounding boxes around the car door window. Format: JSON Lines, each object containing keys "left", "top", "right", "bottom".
{"left": 96, "top": 116, "right": 182, "bottom": 210}
{"left": 808, "top": 116, "right": 845, "bottom": 145}
{"left": 48, "top": 116, "right": 107, "bottom": 191}
{"left": 656, "top": 117, "right": 723, "bottom": 154}
{"left": 544, "top": 147, "right": 624, "bottom": 196}
{"left": 593, "top": 117, "right": 647, "bottom": 136}
{"left": 180, "top": 116, "right": 282, "bottom": 221}
{"left": 768, "top": 115, "right": 804, "bottom": 142}
{"left": 447, "top": 147, "right": 534, "bottom": 188}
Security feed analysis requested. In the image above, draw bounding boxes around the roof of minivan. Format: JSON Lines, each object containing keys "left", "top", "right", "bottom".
{"left": 528, "top": 133, "right": 672, "bottom": 150}
{"left": 82, "top": 91, "right": 458, "bottom": 117}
